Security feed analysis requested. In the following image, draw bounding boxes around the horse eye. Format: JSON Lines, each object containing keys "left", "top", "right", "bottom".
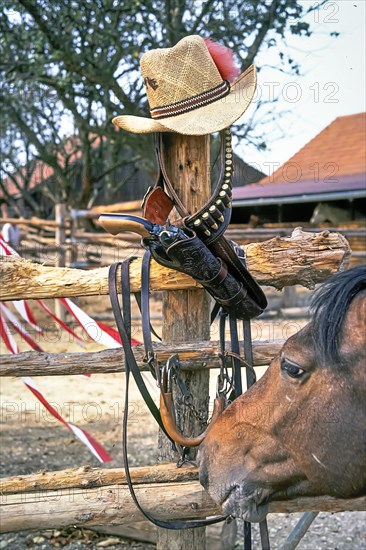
{"left": 281, "top": 359, "right": 305, "bottom": 379}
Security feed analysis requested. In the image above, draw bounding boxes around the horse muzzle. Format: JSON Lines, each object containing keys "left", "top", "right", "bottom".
{"left": 198, "top": 445, "right": 270, "bottom": 523}
{"left": 221, "top": 484, "right": 270, "bottom": 523}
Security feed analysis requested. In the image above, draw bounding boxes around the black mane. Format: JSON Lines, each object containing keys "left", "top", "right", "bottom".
{"left": 310, "top": 265, "right": 366, "bottom": 364}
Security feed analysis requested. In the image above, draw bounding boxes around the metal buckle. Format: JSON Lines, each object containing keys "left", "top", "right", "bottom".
{"left": 225, "top": 351, "right": 257, "bottom": 384}
{"left": 144, "top": 350, "right": 160, "bottom": 383}
{"left": 161, "top": 353, "right": 179, "bottom": 393}
{"left": 217, "top": 352, "right": 233, "bottom": 398}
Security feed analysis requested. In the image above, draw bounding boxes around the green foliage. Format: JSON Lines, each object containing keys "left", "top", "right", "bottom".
{"left": 0, "top": 0, "right": 333, "bottom": 214}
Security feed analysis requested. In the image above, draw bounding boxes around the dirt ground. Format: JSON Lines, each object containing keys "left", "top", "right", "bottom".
{"left": 0, "top": 296, "right": 365, "bottom": 549}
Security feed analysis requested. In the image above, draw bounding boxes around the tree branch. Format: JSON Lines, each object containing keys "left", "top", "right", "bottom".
{"left": 1, "top": 167, "right": 40, "bottom": 214}
{"left": 0, "top": 178, "right": 24, "bottom": 217}
{"left": 241, "top": 0, "right": 281, "bottom": 71}
{"left": 18, "top": 0, "right": 136, "bottom": 111}
{"left": 190, "top": 0, "right": 216, "bottom": 34}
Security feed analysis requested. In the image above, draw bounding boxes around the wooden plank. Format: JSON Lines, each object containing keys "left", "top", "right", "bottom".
{"left": 0, "top": 229, "right": 350, "bottom": 301}
{"left": 2, "top": 463, "right": 365, "bottom": 512}
{"left": 0, "top": 480, "right": 217, "bottom": 533}
{"left": 0, "top": 339, "right": 282, "bottom": 377}
{"left": 90, "top": 199, "right": 143, "bottom": 214}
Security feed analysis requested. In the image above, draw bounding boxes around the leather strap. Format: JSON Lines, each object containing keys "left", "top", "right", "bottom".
{"left": 229, "top": 315, "right": 242, "bottom": 396}
{"left": 228, "top": 317, "right": 270, "bottom": 550}
{"left": 209, "top": 237, "right": 267, "bottom": 311}
{"left": 203, "top": 259, "right": 228, "bottom": 288}
{"left": 154, "top": 134, "right": 188, "bottom": 218}
{"left": 108, "top": 262, "right": 169, "bottom": 438}
{"left": 109, "top": 260, "right": 228, "bottom": 529}
{"left": 156, "top": 131, "right": 226, "bottom": 220}
{"left": 141, "top": 250, "right": 157, "bottom": 373}
{"left": 134, "top": 290, "right": 161, "bottom": 343}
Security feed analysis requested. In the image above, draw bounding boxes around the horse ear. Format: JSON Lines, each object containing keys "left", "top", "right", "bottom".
{"left": 341, "top": 290, "right": 366, "bottom": 355}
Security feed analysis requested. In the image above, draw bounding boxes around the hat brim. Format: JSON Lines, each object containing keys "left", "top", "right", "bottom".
{"left": 112, "top": 65, "right": 256, "bottom": 135}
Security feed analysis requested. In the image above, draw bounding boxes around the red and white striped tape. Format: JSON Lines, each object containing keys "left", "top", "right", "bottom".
{"left": 12, "top": 300, "right": 43, "bottom": 333}
{"left": 0, "top": 303, "right": 43, "bottom": 352}
{"left": 35, "top": 299, "right": 85, "bottom": 345}
{"left": 22, "top": 377, "right": 112, "bottom": 463}
{"left": 0, "top": 234, "right": 155, "bottom": 462}
{"left": 0, "top": 313, "right": 19, "bottom": 354}
{"left": 0, "top": 236, "right": 18, "bottom": 256}
{"left": 60, "top": 298, "right": 122, "bottom": 348}
{"left": 0, "top": 302, "right": 112, "bottom": 461}
{"left": 0, "top": 235, "right": 114, "bottom": 461}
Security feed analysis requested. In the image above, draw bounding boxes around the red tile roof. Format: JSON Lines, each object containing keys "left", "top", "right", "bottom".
{"left": 1, "top": 161, "right": 55, "bottom": 198}
{"left": 258, "top": 112, "right": 366, "bottom": 186}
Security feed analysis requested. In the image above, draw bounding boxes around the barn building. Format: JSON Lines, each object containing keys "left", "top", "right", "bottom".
{"left": 232, "top": 112, "right": 366, "bottom": 226}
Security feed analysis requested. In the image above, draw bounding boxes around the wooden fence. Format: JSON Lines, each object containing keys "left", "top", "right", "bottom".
{"left": 3, "top": 211, "right": 364, "bottom": 270}
{"left": 1, "top": 226, "right": 365, "bottom": 541}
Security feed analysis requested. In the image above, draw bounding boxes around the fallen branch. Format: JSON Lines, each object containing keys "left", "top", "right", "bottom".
{"left": 0, "top": 229, "right": 350, "bottom": 301}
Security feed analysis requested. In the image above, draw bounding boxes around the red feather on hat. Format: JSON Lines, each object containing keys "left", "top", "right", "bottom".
{"left": 204, "top": 38, "right": 241, "bottom": 83}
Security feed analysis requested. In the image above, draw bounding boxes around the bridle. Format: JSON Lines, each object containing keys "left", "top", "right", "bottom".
{"left": 105, "top": 129, "right": 270, "bottom": 548}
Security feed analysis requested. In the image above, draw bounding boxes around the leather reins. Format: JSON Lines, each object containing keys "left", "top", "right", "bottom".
{"left": 109, "top": 257, "right": 228, "bottom": 529}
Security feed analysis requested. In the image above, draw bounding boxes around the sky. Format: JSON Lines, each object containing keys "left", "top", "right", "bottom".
{"left": 238, "top": 0, "right": 366, "bottom": 176}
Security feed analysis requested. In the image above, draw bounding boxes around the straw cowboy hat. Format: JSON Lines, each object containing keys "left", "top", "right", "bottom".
{"left": 112, "top": 35, "right": 256, "bottom": 135}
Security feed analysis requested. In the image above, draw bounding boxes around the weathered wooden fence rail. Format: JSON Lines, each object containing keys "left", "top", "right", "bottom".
{"left": 2, "top": 224, "right": 364, "bottom": 541}
{"left": 1, "top": 464, "right": 365, "bottom": 534}
{"left": 0, "top": 340, "right": 282, "bottom": 377}
{"left": 0, "top": 228, "right": 350, "bottom": 301}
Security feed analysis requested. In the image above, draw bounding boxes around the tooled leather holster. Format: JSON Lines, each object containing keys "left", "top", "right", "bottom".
{"left": 139, "top": 128, "right": 267, "bottom": 319}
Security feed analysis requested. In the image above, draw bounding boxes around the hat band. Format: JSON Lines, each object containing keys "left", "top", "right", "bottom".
{"left": 150, "top": 80, "right": 230, "bottom": 120}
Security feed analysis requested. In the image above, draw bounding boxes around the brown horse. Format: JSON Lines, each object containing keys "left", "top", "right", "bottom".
{"left": 198, "top": 265, "right": 366, "bottom": 522}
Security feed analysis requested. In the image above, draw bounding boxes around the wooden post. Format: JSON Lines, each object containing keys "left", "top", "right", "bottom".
{"left": 157, "top": 134, "right": 211, "bottom": 550}
{"left": 281, "top": 286, "right": 298, "bottom": 309}
{"left": 1, "top": 203, "right": 8, "bottom": 218}
{"left": 69, "top": 210, "right": 79, "bottom": 267}
{"left": 55, "top": 203, "right": 67, "bottom": 322}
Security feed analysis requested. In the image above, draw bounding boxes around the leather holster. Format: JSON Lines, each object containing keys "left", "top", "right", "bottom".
{"left": 145, "top": 230, "right": 264, "bottom": 320}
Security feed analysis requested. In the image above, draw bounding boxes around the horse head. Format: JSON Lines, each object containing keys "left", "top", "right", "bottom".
{"left": 198, "top": 265, "right": 366, "bottom": 522}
